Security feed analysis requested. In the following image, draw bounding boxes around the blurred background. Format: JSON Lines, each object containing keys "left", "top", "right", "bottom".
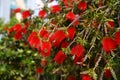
{"left": 0, "top": 0, "right": 58, "bottom": 23}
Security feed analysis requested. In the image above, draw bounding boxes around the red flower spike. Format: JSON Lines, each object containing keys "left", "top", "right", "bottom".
{"left": 36, "top": 67, "right": 44, "bottom": 74}
{"left": 71, "top": 44, "right": 85, "bottom": 57}
{"left": 14, "top": 31, "right": 22, "bottom": 40}
{"left": 81, "top": 74, "right": 92, "bottom": 80}
{"left": 78, "top": 1, "right": 87, "bottom": 11}
{"left": 115, "top": 31, "right": 120, "bottom": 45}
{"left": 74, "top": 55, "right": 83, "bottom": 65}
{"left": 27, "top": 32, "right": 41, "bottom": 48}
{"left": 21, "top": 28, "right": 27, "bottom": 34}
{"left": 27, "top": 31, "right": 38, "bottom": 42}
{"left": 50, "top": 5, "right": 61, "bottom": 13}
{"left": 50, "top": 30, "right": 66, "bottom": 47}
{"left": 13, "top": 8, "right": 21, "bottom": 13}
{"left": 22, "top": 10, "right": 31, "bottom": 19}
{"left": 39, "top": 28, "right": 49, "bottom": 38}
{"left": 102, "top": 37, "right": 117, "bottom": 52}
{"left": 54, "top": 50, "right": 67, "bottom": 64}
{"left": 39, "top": 41, "right": 52, "bottom": 57}
{"left": 104, "top": 69, "right": 112, "bottom": 79}
{"left": 61, "top": 41, "right": 69, "bottom": 48}
{"left": 38, "top": 10, "right": 47, "bottom": 18}
{"left": 107, "top": 21, "right": 115, "bottom": 28}
{"left": 67, "top": 27, "right": 76, "bottom": 40}
{"left": 67, "top": 75, "right": 75, "bottom": 80}
{"left": 66, "top": 12, "right": 75, "bottom": 21}
{"left": 13, "top": 24, "right": 22, "bottom": 32}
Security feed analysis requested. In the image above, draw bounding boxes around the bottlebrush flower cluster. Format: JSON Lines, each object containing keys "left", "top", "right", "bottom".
{"left": 7, "top": 0, "right": 120, "bottom": 79}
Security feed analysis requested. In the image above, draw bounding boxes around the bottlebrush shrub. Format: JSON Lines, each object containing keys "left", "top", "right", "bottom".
{"left": 0, "top": 0, "right": 120, "bottom": 80}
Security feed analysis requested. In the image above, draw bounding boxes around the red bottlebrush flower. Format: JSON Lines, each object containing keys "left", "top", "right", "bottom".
{"left": 104, "top": 69, "right": 112, "bottom": 79}
{"left": 61, "top": 41, "right": 69, "bottom": 48}
{"left": 27, "top": 31, "right": 41, "bottom": 48}
{"left": 67, "top": 75, "right": 75, "bottom": 80}
{"left": 74, "top": 55, "right": 83, "bottom": 65}
{"left": 39, "top": 28, "right": 49, "bottom": 37}
{"left": 50, "top": 5, "right": 61, "bottom": 13}
{"left": 8, "top": 24, "right": 27, "bottom": 40}
{"left": 13, "top": 8, "right": 21, "bottom": 13}
{"left": 102, "top": 37, "right": 117, "bottom": 52}
{"left": 66, "top": 12, "right": 75, "bottom": 21}
{"left": 78, "top": 1, "right": 87, "bottom": 11}
{"left": 39, "top": 41, "right": 52, "bottom": 57}
{"left": 50, "top": 30, "right": 66, "bottom": 47}
{"left": 36, "top": 67, "right": 44, "bottom": 74}
{"left": 22, "top": 10, "right": 31, "bottom": 19}
{"left": 54, "top": 50, "right": 67, "bottom": 64}
{"left": 81, "top": 74, "right": 92, "bottom": 80}
{"left": 38, "top": 10, "right": 47, "bottom": 18}
{"left": 114, "top": 31, "right": 120, "bottom": 45}
{"left": 14, "top": 31, "right": 22, "bottom": 40}
{"left": 21, "top": 27, "right": 27, "bottom": 34}
{"left": 14, "top": 28, "right": 27, "bottom": 40}
{"left": 67, "top": 27, "right": 76, "bottom": 40}
{"left": 13, "top": 24, "right": 22, "bottom": 32}
{"left": 107, "top": 21, "right": 115, "bottom": 28}
{"left": 27, "top": 31, "right": 38, "bottom": 42}
{"left": 71, "top": 44, "right": 85, "bottom": 57}
{"left": 41, "top": 59, "right": 47, "bottom": 67}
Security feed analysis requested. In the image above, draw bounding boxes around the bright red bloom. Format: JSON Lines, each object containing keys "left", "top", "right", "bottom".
{"left": 13, "top": 8, "right": 21, "bottom": 13}
{"left": 114, "top": 31, "right": 120, "bottom": 45}
{"left": 71, "top": 44, "right": 85, "bottom": 57}
{"left": 74, "top": 55, "right": 83, "bottom": 65}
{"left": 8, "top": 24, "right": 22, "bottom": 34}
{"left": 14, "top": 28, "right": 27, "bottom": 40}
{"left": 50, "top": 5, "right": 61, "bottom": 13}
{"left": 67, "top": 75, "right": 75, "bottom": 80}
{"left": 67, "top": 27, "right": 76, "bottom": 40}
{"left": 61, "top": 41, "right": 69, "bottom": 48}
{"left": 104, "top": 69, "right": 112, "bottom": 79}
{"left": 38, "top": 10, "right": 47, "bottom": 18}
{"left": 39, "top": 28, "right": 49, "bottom": 39}
{"left": 66, "top": 12, "right": 75, "bottom": 21}
{"left": 50, "top": 30, "right": 66, "bottom": 47}
{"left": 14, "top": 31, "right": 22, "bottom": 40}
{"left": 78, "top": 1, "right": 87, "bottom": 11}
{"left": 27, "top": 31, "right": 38, "bottom": 42}
{"left": 36, "top": 67, "right": 44, "bottom": 74}
{"left": 22, "top": 10, "right": 31, "bottom": 19}
{"left": 102, "top": 37, "right": 117, "bottom": 52}
{"left": 54, "top": 50, "right": 67, "bottom": 64}
{"left": 107, "top": 21, "right": 115, "bottom": 28}
{"left": 8, "top": 24, "right": 27, "bottom": 40}
{"left": 27, "top": 31, "right": 41, "bottom": 48}
{"left": 39, "top": 41, "right": 52, "bottom": 57}
{"left": 81, "top": 74, "right": 92, "bottom": 80}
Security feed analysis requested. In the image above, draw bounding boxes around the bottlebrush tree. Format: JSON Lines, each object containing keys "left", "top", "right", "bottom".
{"left": 0, "top": 0, "right": 120, "bottom": 80}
